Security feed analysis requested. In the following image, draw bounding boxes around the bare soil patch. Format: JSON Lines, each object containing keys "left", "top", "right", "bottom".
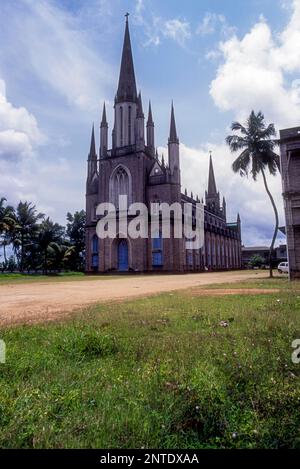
{"left": 0, "top": 270, "right": 267, "bottom": 326}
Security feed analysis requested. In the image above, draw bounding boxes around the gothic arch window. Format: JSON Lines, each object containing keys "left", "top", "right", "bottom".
{"left": 109, "top": 164, "right": 132, "bottom": 208}
{"left": 120, "top": 106, "right": 123, "bottom": 147}
{"left": 91, "top": 234, "right": 99, "bottom": 270}
{"left": 152, "top": 230, "right": 163, "bottom": 267}
{"left": 128, "top": 105, "right": 132, "bottom": 145}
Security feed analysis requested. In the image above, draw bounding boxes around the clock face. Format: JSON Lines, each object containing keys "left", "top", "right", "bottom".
{"left": 154, "top": 167, "right": 159, "bottom": 175}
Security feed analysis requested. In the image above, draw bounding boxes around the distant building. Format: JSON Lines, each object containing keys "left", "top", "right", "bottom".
{"left": 242, "top": 246, "right": 273, "bottom": 268}
{"left": 275, "top": 244, "right": 287, "bottom": 263}
{"left": 279, "top": 126, "right": 300, "bottom": 279}
{"left": 85, "top": 17, "right": 242, "bottom": 273}
{"left": 241, "top": 245, "right": 286, "bottom": 268}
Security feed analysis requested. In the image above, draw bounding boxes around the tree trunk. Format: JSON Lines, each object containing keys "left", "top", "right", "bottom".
{"left": 3, "top": 238, "right": 7, "bottom": 264}
{"left": 20, "top": 233, "right": 24, "bottom": 272}
{"left": 261, "top": 168, "right": 279, "bottom": 278}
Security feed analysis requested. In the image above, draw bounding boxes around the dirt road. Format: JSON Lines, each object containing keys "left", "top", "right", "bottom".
{"left": 0, "top": 271, "right": 268, "bottom": 326}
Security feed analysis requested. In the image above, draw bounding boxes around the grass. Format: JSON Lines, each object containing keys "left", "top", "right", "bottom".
{"left": 0, "top": 272, "right": 122, "bottom": 284}
{"left": 0, "top": 278, "right": 300, "bottom": 448}
{"left": 200, "top": 275, "right": 290, "bottom": 290}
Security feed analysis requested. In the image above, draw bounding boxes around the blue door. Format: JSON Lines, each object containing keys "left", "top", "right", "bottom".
{"left": 118, "top": 240, "right": 128, "bottom": 271}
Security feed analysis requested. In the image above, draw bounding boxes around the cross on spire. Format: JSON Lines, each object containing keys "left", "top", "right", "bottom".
{"left": 116, "top": 12, "right": 137, "bottom": 103}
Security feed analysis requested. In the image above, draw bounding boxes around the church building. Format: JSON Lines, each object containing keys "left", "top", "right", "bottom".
{"left": 85, "top": 17, "right": 242, "bottom": 273}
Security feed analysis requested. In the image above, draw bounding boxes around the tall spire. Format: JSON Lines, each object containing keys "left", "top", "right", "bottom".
{"left": 207, "top": 152, "right": 217, "bottom": 195}
{"left": 169, "top": 102, "right": 179, "bottom": 144}
{"left": 89, "top": 124, "right": 97, "bottom": 159}
{"left": 116, "top": 14, "right": 137, "bottom": 103}
{"left": 101, "top": 102, "right": 108, "bottom": 127}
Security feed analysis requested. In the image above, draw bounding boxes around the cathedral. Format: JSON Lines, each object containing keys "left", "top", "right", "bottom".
{"left": 85, "top": 17, "right": 242, "bottom": 273}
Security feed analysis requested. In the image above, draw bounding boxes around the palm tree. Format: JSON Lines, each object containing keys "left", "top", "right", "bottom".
{"left": 0, "top": 198, "right": 16, "bottom": 264}
{"left": 14, "top": 201, "right": 44, "bottom": 272}
{"left": 37, "top": 218, "right": 65, "bottom": 273}
{"left": 226, "top": 111, "right": 280, "bottom": 278}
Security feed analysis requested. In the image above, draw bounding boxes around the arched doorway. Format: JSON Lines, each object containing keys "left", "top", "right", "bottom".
{"left": 118, "top": 239, "right": 128, "bottom": 271}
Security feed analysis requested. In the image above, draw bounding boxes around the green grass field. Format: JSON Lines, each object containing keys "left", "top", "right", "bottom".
{"left": 0, "top": 272, "right": 122, "bottom": 284}
{"left": 0, "top": 277, "right": 299, "bottom": 448}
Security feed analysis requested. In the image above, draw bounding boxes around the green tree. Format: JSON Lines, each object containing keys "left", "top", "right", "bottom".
{"left": 14, "top": 202, "right": 44, "bottom": 272}
{"left": 0, "top": 197, "right": 16, "bottom": 265}
{"left": 66, "top": 210, "right": 86, "bottom": 271}
{"left": 37, "top": 218, "right": 65, "bottom": 273}
{"left": 226, "top": 111, "right": 280, "bottom": 278}
{"left": 249, "top": 254, "right": 265, "bottom": 269}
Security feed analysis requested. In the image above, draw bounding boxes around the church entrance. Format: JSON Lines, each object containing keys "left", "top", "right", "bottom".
{"left": 118, "top": 239, "right": 129, "bottom": 271}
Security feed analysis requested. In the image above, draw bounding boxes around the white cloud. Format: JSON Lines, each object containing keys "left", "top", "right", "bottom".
{"left": 0, "top": 0, "right": 113, "bottom": 112}
{"left": 163, "top": 19, "right": 191, "bottom": 46}
{"left": 210, "top": 0, "right": 300, "bottom": 127}
{"left": 157, "top": 141, "right": 285, "bottom": 246}
{"left": 133, "top": 1, "right": 191, "bottom": 47}
{"left": 0, "top": 77, "right": 44, "bottom": 163}
{"left": 197, "top": 12, "right": 236, "bottom": 37}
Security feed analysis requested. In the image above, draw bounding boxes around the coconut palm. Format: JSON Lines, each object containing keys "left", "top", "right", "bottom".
{"left": 14, "top": 201, "right": 44, "bottom": 271}
{"left": 226, "top": 111, "right": 280, "bottom": 278}
{"left": 0, "top": 198, "right": 16, "bottom": 264}
{"left": 37, "top": 217, "right": 65, "bottom": 273}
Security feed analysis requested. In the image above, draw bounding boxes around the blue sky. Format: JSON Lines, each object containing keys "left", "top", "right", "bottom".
{"left": 1, "top": 0, "right": 299, "bottom": 246}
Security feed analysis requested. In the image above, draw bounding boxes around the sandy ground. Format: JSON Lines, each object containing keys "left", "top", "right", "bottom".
{"left": 0, "top": 270, "right": 270, "bottom": 326}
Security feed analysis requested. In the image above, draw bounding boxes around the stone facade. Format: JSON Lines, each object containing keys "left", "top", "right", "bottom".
{"left": 85, "top": 18, "right": 242, "bottom": 273}
{"left": 280, "top": 126, "right": 300, "bottom": 279}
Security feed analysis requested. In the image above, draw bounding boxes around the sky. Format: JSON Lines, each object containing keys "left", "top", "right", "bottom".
{"left": 1, "top": 0, "right": 300, "bottom": 246}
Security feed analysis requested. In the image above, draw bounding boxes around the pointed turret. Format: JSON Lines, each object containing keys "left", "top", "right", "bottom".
{"left": 147, "top": 101, "right": 154, "bottom": 125}
{"left": 207, "top": 153, "right": 217, "bottom": 195}
{"left": 116, "top": 15, "right": 137, "bottom": 104}
{"left": 101, "top": 102, "right": 108, "bottom": 127}
{"left": 137, "top": 91, "right": 144, "bottom": 118}
{"left": 146, "top": 101, "right": 155, "bottom": 153}
{"left": 169, "top": 102, "right": 179, "bottom": 144}
{"left": 205, "top": 152, "right": 220, "bottom": 214}
{"left": 89, "top": 124, "right": 97, "bottom": 159}
{"left": 100, "top": 103, "right": 108, "bottom": 158}
{"left": 87, "top": 124, "right": 98, "bottom": 180}
{"left": 168, "top": 102, "right": 180, "bottom": 183}
{"left": 136, "top": 91, "right": 145, "bottom": 150}
{"left": 222, "top": 196, "right": 227, "bottom": 220}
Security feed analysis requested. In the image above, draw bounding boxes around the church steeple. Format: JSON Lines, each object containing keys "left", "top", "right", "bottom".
{"left": 114, "top": 15, "right": 138, "bottom": 149}
{"left": 116, "top": 14, "right": 137, "bottom": 104}
{"left": 207, "top": 152, "right": 217, "bottom": 195}
{"left": 168, "top": 102, "right": 180, "bottom": 183}
{"left": 205, "top": 152, "right": 220, "bottom": 214}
